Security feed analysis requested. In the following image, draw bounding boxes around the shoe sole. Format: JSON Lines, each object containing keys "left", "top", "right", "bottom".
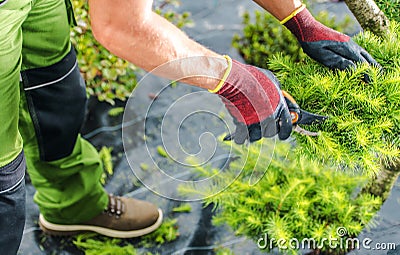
{"left": 38, "top": 209, "right": 163, "bottom": 238}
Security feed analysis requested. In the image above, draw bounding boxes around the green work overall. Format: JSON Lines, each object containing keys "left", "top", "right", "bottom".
{"left": 0, "top": 0, "right": 108, "bottom": 251}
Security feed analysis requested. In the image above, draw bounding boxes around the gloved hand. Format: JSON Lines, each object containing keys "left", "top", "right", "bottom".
{"left": 211, "top": 56, "right": 292, "bottom": 144}
{"left": 282, "top": 5, "right": 379, "bottom": 71}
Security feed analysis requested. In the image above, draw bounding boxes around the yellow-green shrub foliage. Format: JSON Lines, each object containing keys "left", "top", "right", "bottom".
{"left": 181, "top": 140, "right": 381, "bottom": 254}
{"left": 269, "top": 22, "right": 400, "bottom": 175}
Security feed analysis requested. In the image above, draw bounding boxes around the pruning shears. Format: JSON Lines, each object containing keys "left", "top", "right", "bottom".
{"left": 223, "top": 91, "right": 327, "bottom": 141}
{"left": 282, "top": 90, "right": 328, "bottom": 136}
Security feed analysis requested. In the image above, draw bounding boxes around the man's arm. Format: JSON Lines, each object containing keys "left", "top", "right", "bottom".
{"left": 88, "top": 0, "right": 226, "bottom": 90}
{"left": 88, "top": 0, "right": 293, "bottom": 142}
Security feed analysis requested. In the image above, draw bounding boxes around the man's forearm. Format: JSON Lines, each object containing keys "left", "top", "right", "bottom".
{"left": 88, "top": 0, "right": 227, "bottom": 90}
{"left": 253, "top": 0, "right": 303, "bottom": 21}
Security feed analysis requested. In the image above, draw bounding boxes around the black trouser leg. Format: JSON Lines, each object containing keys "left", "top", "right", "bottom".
{"left": 0, "top": 152, "right": 26, "bottom": 255}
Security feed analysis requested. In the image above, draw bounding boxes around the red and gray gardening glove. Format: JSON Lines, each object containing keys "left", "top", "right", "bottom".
{"left": 283, "top": 5, "right": 379, "bottom": 71}
{"left": 212, "top": 56, "right": 292, "bottom": 144}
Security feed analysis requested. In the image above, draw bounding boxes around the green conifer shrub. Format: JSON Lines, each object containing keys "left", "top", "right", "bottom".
{"left": 180, "top": 140, "right": 382, "bottom": 254}
{"left": 269, "top": 22, "right": 400, "bottom": 175}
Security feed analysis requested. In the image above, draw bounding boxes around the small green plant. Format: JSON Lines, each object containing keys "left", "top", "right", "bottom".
{"left": 139, "top": 218, "right": 180, "bottom": 247}
{"left": 73, "top": 219, "right": 179, "bottom": 253}
{"left": 108, "top": 107, "right": 125, "bottom": 117}
{"left": 157, "top": 145, "right": 168, "bottom": 158}
{"left": 154, "top": 0, "right": 193, "bottom": 29}
{"left": 232, "top": 8, "right": 352, "bottom": 68}
{"left": 172, "top": 203, "right": 192, "bottom": 213}
{"left": 99, "top": 146, "right": 113, "bottom": 185}
{"left": 215, "top": 247, "right": 235, "bottom": 255}
{"left": 140, "top": 162, "right": 150, "bottom": 171}
{"left": 71, "top": 0, "right": 192, "bottom": 105}
{"left": 232, "top": 10, "right": 305, "bottom": 65}
{"left": 73, "top": 233, "right": 137, "bottom": 255}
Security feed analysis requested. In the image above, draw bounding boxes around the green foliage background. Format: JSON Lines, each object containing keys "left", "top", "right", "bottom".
{"left": 376, "top": 0, "right": 400, "bottom": 22}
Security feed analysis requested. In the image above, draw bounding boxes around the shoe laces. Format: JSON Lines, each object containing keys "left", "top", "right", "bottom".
{"left": 104, "top": 194, "right": 125, "bottom": 219}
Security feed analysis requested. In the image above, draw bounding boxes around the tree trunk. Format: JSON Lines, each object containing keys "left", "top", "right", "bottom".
{"left": 361, "top": 159, "right": 400, "bottom": 203}
{"left": 344, "top": 0, "right": 389, "bottom": 37}
{"left": 343, "top": 0, "right": 397, "bottom": 204}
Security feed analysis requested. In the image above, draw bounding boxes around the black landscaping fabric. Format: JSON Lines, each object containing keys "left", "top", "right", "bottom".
{"left": 19, "top": 0, "right": 400, "bottom": 254}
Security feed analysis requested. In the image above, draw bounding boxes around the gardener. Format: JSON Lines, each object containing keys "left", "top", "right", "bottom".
{"left": 0, "top": 0, "right": 378, "bottom": 254}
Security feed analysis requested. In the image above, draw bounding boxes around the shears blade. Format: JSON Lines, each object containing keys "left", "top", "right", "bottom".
{"left": 282, "top": 90, "right": 327, "bottom": 136}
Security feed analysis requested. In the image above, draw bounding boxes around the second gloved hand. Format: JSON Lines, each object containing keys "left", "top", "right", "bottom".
{"left": 282, "top": 5, "right": 379, "bottom": 71}
{"left": 211, "top": 56, "right": 292, "bottom": 144}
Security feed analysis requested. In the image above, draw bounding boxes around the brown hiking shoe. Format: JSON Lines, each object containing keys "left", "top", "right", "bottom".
{"left": 39, "top": 194, "right": 163, "bottom": 238}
